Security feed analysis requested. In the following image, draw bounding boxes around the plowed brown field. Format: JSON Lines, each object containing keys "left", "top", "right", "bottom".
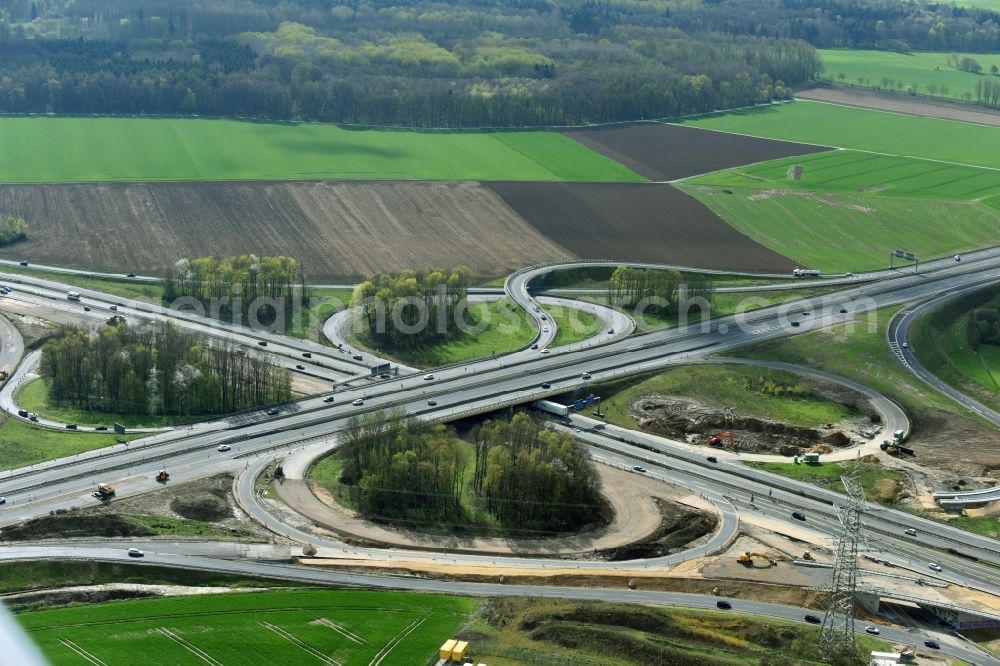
{"left": 485, "top": 182, "right": 795, "bottom": 272}
{"left": 0, "top": 181, "right": 572, "bottom": 280}
{"left": 564, "top": 122, "right": 829, "bottom": 181}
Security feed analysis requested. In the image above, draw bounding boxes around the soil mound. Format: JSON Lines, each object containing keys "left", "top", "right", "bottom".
{"left": 169, "top": 494, "right": 230, "bottom": 522}
{"left": 630, "top": 396, "right": 857, "bottom": 455}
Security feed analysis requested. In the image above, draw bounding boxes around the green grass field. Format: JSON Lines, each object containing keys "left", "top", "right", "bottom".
{"left": 747, "top": 460, "right": 906, "bottom": 504}
{"left": 909, "top": 301, "right": 1000, "bottom": 413}
{"left": 742, "top": 306, "right": 983, "bottom": 421}
{"left": 19, "top": 589, "right": 474, "bottom": 666}
{"left": 595, "top": 364, "right": 855, "bottom": 430}
{"left": 0, "top": 416, "right": 142, "bottom": 471}
{"left": 675, "top": 100, "right": 1000, "bottom": 169}
{"left": 547, "top": 304, "right": 602, "bottom": 347}
{"left": 817, "top": 49, "right": 1000, "bottom": 102}
{"left": 352, "top": 297, "right": 536, "bottom": 367}
{"left": 0, "top": 117, "right": 644, "bottom": 183}
{"left": 17, "top": 379, "right": 204, "bottom": 428}
{"left": 679, "top": 183, "right": 999, "bottom": 272}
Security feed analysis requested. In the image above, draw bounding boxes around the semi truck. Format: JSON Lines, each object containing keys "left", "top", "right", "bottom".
{"left": 67, "top": 291, "right": 81, "bottom": 301}
{"left": 792, "top": 269, "right": 821, "bottom": 278}
{"left": 533, "top": 399, "right": 569, "bottom": 417}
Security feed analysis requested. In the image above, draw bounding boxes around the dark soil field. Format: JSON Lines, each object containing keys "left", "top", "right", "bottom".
{"left": 0, "top": 181, "right": 572, "bottom": 280}
{"left": 563, "top": 122, "right": 830, "bottom": 181}
{"left": 486, "top": 182, "right": 796, "bottom": 272}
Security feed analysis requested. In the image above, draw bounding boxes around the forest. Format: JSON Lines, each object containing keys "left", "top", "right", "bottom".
{"left": 351, "top": 267, "right": 473, "bottom": 350}
{"left": 606, "top": 266, "right": 715, "bottom": 315}
{"left": 39, "top": 321, "right": 291, "bottom": 416}
{"left": 0, "top": 0, "right": 824, "bottom": 126}
{"left": 3, "top": 2, "right": 998, "bottom": 125}
{"left": 163, "top": 255, "right": 307, "bottom": 326}
{"left": 337, "top": 411, "right": 602, "bottom": 533}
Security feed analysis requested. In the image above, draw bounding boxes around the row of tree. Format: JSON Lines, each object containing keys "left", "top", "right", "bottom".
{"left": 606, "top": 266, "right": 715, "bottom": 315}
{"left": 163, "top": 255, "right": 306, "bottom": 326}
{"left": 0, "top": 214, "right": 27, "bottom": 246}
{"left": 351, "top": 267, "right": 473, "bottom": 350}
{"left": 39, "top": 321, "right": 291, "bottom": 416}
{"left": 338, "top": 411, "right": 602, "bottom": 533}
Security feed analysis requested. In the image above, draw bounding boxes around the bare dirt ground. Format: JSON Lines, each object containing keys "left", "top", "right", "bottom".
{"left": 563, "top": 122, "right": 830, "bottom": 182}
{"left": 796, "top": 85, "right": 1000, "bottom": 127}
{"left": 0, "top": 473, "right": 272, "bottom": 542}
{"left": 486, "top": 182, "right": 795, "bottom": 272}
{"left": 0, "top": 181, "right": 573, "bottom": 280}
{"left": 280, "top": 463, "right": 716, "bottom": 557}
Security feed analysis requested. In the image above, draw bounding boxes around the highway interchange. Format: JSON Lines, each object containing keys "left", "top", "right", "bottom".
{"left": 1, "top": 252, "right": 1000, "bottom": 663}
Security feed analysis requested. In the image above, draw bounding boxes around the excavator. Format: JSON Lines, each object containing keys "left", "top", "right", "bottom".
{"left": 737, "top": 551, "right": 777, "bottom": 567}
{"left": 93, "top": 483, "right": 115, "bottom": 500}
{"left": 707, "top": 431, "right": 735, "bottom": 447}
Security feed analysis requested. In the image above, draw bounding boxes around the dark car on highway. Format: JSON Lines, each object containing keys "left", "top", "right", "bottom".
{"left": 924, "top": 640, "right": 940, "bottom": 650}
{"left": 792, "top": 511, "right": 806, "bottom": 521}
{"left": 716, "top": 601, "right": 731, "bottom": 610}
{"left": 804, "top": 615, "right": 821, "bottom": 624}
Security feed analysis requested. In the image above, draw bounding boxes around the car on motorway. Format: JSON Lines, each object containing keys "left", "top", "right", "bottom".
{"left": 540, "top": 348, "right": 550, "bottom": 354}
{"left": 804, "top": 615, "right": 821, "bottom": 624}
{"left": 839, "top": 308, "right": 848, "bottom": 314}
{"left": 423, "top": 374, "right": 435, "bottom": 381}
{"left": 18, "top": 260, "right": 27, "bottom": 266}
{"left": 127, "top": 548, "right": 144, "bottom": 557}
{"left": 901, "top": 342, "right": 908, "bottom": 349}
{"left": 109, "top": 305, "right": 118, "bottom": 311}
{"left": 791, "top": 321, "right": 800, "bottom": 327}
{"left": 540, "top": 314, "right": 547, "bottom": 320}
{"left": 302, "top": 352, "right": 312, "bottom": 358}
{"left": 257, "top": 340, "right": 267, "bottom": 347}
{"left": 715, "top": 600, "right": 731, "bottom": 610}
{"left": 127, "top": 272, "right": 137, "bottom": 278}
{"left": 352, "top": 398, "right": 364, "bottom": 406}
{"left": 802, "top": 311, "right": 809, "bottom": 316}
{"left": 581, "top": 372, "right": 592, "bottom": 380}
{"left": 955, "top": 255, "right": 961, "bottom": 262}
{"left": 530, "top": 343, "right": 539, "bottom": 350}
{"left": 607, "top": 328, "right": 614, "bottom": 334}
{"left": 83, "top": 306, "right": 91, "bottom": 311}
{"left": 791, "top": 511, "right": 806, "bottom": 521}
{"left": 217, "top": 444, "right": 231, "bottom": 452}
{"left": 427, "top": 400, "right": 438, "bottom": 406}
{"left": 905, "top": 528, "right": 917, "bottom": 536}
{"left": 928, "top": 562, "right": 943, "bottom": 572}
{"left": 541, "top": 382, "right": 551, "bottom": 389}
{"left": 352, "top": 354, "right": 363, "bottom": 361}
{"left": 0, "top": 496, "right": 6, "bottom": 504}
{"left": 542, "top": 326, "right": 549, "bottom": 333}
{"left": 865, "top": 625, "right": 879, "bottom": 635}
{"left": 95, "top": 425, "right": 108, "bottom": 431}
{"left": 632, "top": 466, "right": 647, "bottom": 473}
{"left": 17, "top": 410, "right": 27, "bottom": 418}
{"left": 379, "top": 373, "right": 390, "bottom": 379}
{"left": 322, "top": 396, "right": 334, "bottom": 403}
{"left": 295, "top": 364, "right": 305, "bottom": 370}
{"left": 28, "top": 415, "right": 38, "bottom": 422}
{"left": 925, "top": 639, "right": 940, "bottom": 649}
{"left": 267, "top": 408, "right": 279, "bottom": 416}
{"left": 65, "top": 424, "right": 78, "bottom": 430}
{"left": 706, "top": 456, "right": 717, "bottom": 463}
{"left": 533, "top": 306, "right": 540, "bottom": 312}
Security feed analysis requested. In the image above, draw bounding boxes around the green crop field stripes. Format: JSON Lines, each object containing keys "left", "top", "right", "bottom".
{"left": 675, "top": 100, "right": 1000, "bottom": 169}
{"left": 21, "top": 589, "right": 475, "bottom": 665}
{"left": 692, "top": 150, "right": 1000, "bottom": 200}
{"left": 0, "top": 117, "right": 645, "bottom": 184}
